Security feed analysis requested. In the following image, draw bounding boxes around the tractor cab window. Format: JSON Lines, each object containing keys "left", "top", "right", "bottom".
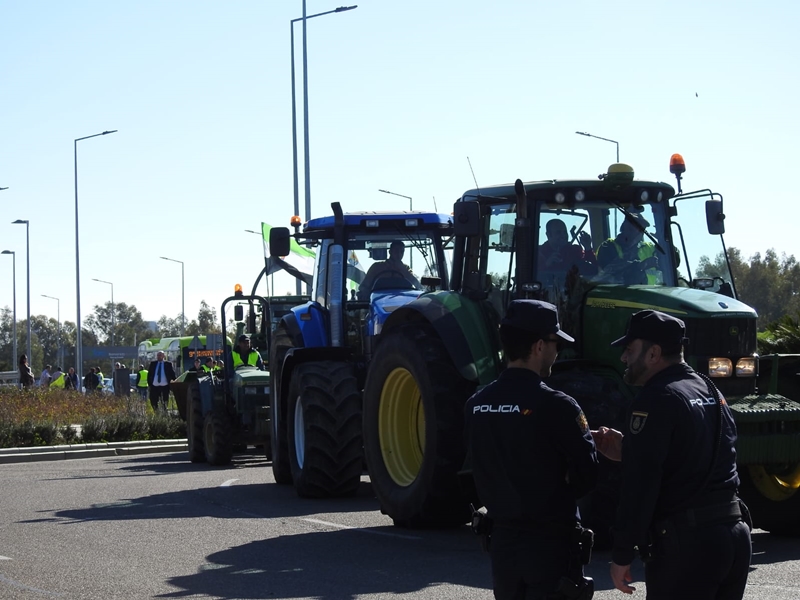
{"left": 485, "top": 204, "right": 518, "bottom": 316}
{"left": 311, "top": 232, "right": 446, "bottom": 306}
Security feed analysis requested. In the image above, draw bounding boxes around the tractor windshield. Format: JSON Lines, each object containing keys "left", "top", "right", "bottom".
{"left": 311, "top": 230, "right": 449, "bottom": 305}
{"left": 484, "top": 197, "right": 676, "bottom": 309}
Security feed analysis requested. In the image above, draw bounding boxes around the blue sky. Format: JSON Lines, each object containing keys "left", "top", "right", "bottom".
{"left": 1, "top": 0, "right": 798, "bottom": 328}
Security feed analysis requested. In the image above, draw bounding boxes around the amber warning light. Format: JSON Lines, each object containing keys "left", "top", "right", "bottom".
{"left": 669, "top": 153, "right": 686, "bottom": 175}
{"left": 234, "top": 283, "right": 243, "bottom": 296}
{"left": 290, "top": 215, "right": 302, "bottom": 226}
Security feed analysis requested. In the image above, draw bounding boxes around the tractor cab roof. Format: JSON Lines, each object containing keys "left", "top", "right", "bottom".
{"left": 459, "top": 177, "right": 676, "bottom": 207}
{"left": 302, "top": 211, "right": 453, "bottom": 237}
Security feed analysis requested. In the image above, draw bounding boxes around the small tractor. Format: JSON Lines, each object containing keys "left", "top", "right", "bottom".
{"left": 359, "top": 156, "right": 800, "bottom": 538}
{"left": 267, "top": 204, "right": 454, "bottom": 497}
{"left": 172, "top": 286, "right": 273, "bottom": 465}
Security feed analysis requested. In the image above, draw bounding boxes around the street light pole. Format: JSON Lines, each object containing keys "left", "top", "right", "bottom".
{"left": 11, "top": 220, "right": 31, "bottom": 362}
{"left": 575, "top": 131, "right": 619, "bottom": 163}
{"left": 91, "top": 278, "right": 114, "bottom": 348}
{"left": 160, "top": 257, "right": 185, "bottom": 336}
{"left": 75, "top": 130, "right": 117, "bottom": 384}
{"left": 1, "top": 250, "right": 17, "bottom": 365}
{"left": 41, "top": 295, "right": 60, "bottom": 367}
{"left": 291, "top": 4, "right": 357, "bottom": 294}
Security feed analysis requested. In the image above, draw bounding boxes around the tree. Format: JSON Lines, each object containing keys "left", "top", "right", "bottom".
{"left": 85, "top": 302, "right": 154, "bottom": 346}
{"left": 156, "top": 315, "right": 182, "bottom": 337}
{"left": 696, "top": 247, "right": 800, "bottom": 327}
{"left": 759, "top": 311, "right": 800, "bottom": 354}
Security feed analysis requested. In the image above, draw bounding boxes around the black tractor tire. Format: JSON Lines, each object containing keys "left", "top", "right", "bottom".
{"left": 363, "top": 324, "right": 474, "bottom": 527}
{"left": 203, "top": 410, "right": 233, "bottom": 466}
{"left": 187, "top": 382, "right": 205, "bottom": 463}
{"left": 738, "top": 462, "right": 800, "bottom": 535}
{"left": 269, "top": 326, "right": 293, "bottom": 484}
{"left": 287, "top": 361, "right": 363, "bottom": 498}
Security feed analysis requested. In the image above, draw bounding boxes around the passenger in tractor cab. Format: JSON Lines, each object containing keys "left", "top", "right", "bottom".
{"left": 232, "top": 335, "right": 264, "bottom": 370}
{"left": 597, "top": 213, "right": 660, "bottom": 285}
{"left": 357, "top": 240, "right": 421, "bottom": 300}
{"left": 537, "top": 219, "right": 597, "bottom": 277}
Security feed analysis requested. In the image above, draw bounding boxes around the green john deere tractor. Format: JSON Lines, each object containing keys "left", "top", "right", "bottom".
{"left": 172, "top": 287, "right": 281, "bottom": 465}
{"left": 361, "top": 157, "right": 800, "bottom": 537}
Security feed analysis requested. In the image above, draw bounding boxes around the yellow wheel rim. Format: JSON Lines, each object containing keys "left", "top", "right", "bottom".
{"left": 748, "top": 463, "right": 800, "bottom": 502}
{"left": 379, "top": 367, "right": 425, "bottom": 487}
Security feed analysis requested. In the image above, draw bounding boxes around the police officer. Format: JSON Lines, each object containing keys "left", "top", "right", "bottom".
{"left": 465, "top": 299, "right": 599, "bottom": 600}
{"left": 592, "top": 310, "right": 751, "bottom": 599}
{"left": 232, "top": 335, "right": 264, "bottom": 370}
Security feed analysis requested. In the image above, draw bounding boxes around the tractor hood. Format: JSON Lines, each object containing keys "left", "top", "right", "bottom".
{"left": 371, "top": 290, "right": 423, "bottom": 332}
{"left": 232, "top": 366, "right": 271, "bottom": 388}
{"left": 581, "top": 285, "right": 758, "bottom": 365}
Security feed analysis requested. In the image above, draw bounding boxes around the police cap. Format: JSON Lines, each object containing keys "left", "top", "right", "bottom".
{"left": 238, "top": 334, "right": 250, "bottom": 342}
{"left": 501, "top": 299, "right": 575, "bottom": 342}
{"left": 611, "top": 309, "right": 688, "bottom": 348}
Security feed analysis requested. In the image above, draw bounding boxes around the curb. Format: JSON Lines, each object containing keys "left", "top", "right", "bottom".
{"left": 0, "top": 439, "right": 188, "bottom": 464}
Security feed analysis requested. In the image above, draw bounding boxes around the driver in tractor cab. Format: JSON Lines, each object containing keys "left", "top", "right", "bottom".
{"left": 232, "top": 334, "right": 264, "bottom": 370}
{"left": 597, "top": 213, "right": 660, "bottom": 285}
{"left": 538, "top": 218, "right": 597, "bottom": 277}
{"left": 357, "top": 240, "right": 421, "bottom": 300}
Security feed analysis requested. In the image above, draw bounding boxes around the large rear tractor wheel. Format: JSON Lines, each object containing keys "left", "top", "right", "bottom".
{"left": 269, "top": 326, "right": 293, "bottom": 484}
{"left": 287, "top": 361, "right": 362, "bottom": 498}
{"left": 363, "top": 325, "right": 473, "bottom": 527}
{"left": 739, "top": 462, "right": 800, "bottom": 535}
{"left": 203, "top": 410, "right": 233, "bottom": 466}
{"left": 187, "top": 382, "right": 205, "bottom": 463}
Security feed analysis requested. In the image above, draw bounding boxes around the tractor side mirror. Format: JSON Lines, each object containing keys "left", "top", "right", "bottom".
{"left": 453, "top": 201, "right": 482, "bottom": 237}
{"left": 234, "top": 305, "right": 244, "bottom": 322}
{"left": 705, "top": 200, "right": 725, "bottom": 235}
{"left": 269, "top": 227, "right": 291, "bottom": 257}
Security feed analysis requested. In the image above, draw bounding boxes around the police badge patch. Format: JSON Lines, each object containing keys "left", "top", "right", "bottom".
{"left": 576, "top": 411, "right": 589, "bottom": 434}
{"left": 630, "top": 411, "right": 648, "bottom": 434}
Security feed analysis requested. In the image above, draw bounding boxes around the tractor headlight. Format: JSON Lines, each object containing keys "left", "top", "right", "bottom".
{"left": 735, "top": 357, "right": 757, "bottom": 377}
{"left": 708, "top": 357, "right": 732, "bottom": 377}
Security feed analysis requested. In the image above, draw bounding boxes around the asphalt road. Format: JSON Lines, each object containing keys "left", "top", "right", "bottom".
{"left": 1, "top": 450, "right": 799, "bottom": 599}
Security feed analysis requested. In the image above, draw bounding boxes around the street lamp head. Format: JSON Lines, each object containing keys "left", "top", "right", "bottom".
{"left": 1, "top": 250, "right": 13, "bottom": 255}
{"left": 575, "top": 131, "right": 590, "bottom": 136}
{"left": 335, "top": 5, "right": 358, "bottom": 12}
{"left": 12, "top": 219, "right": 29, "bottom": 225}
{"left": 102, "top": 130, "right": 118, "bottom": 135}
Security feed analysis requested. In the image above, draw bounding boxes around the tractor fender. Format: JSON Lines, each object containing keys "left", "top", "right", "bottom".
{"left": 380, "top": 292, "right": 497, "bottom": 385}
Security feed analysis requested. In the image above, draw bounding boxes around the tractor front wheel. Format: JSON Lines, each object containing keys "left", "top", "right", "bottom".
{"left": 287, "top": 361, "right": 363, "bottom": 498}
{"left": 739, "top": 462, "right": 800, "bottom": 535}
{"left": 203, "top": 410, "right": 233, "bottom": 466}
{"left": 269, "top": 326, "right": 293, "bottom": 484}
{"left": 363, "top": 325, "right": 473, "bottom": 527}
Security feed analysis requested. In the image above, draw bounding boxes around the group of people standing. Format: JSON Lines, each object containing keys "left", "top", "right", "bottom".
{"left": 14, "top": 356, "right": 111, "bottom": 393}
{"left": 465, "top": 300, "right": 751, "bottom": 600}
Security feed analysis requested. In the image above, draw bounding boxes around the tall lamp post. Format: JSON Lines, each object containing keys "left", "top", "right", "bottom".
{"left": 75, "top": 130, "right": 117, "bottom": 383}
{"left": 11, "top": 220, "right": 31, "bottom": 362}
{"left": 575, "top": 131, "right": 619, "bottom": 163}
{"left": 1, "top": 250, "right": 17, "bottom": 365}
{"left": 91, "top": 278, "right": 115, "bottom": 348}
{"left": 291, "top": 4, "right": 357, "bottom": 293}
{"left": 378, "top": 189, "right": 414, "bottom": 269}
{"left": 41, "top": 294, "right": 60, "bottom": 367}
{"left": 160, "top": 257, "right": 185, "bottom": 336}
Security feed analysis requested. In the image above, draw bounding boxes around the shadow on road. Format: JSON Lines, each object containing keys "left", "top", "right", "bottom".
{"left": 751, "top": 530, "right": 800, "bottom": 565}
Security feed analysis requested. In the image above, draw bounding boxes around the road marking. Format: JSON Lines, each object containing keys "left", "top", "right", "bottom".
{"left": 220, "top": 479, "right": 239, "bottom": 487}
{"left": 301, "top": 518, "right": 422, "bottom": 540}
{"left": 0, "top": 556, "right": 10, "bottom": 560}
{"left": 0, "top": 573, "right": 62, "bottom": 596}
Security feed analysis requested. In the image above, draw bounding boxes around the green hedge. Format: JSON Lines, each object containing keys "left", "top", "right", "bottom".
{"left": 0, "top": 387, "right": 185, "bottom": 448}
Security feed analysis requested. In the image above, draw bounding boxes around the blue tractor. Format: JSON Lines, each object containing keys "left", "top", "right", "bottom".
{"left": 267, "top": 203, "right": 454, "bottom": 497}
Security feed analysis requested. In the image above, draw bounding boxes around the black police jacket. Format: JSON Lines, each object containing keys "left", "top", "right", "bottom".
{"left": 612, "top": 363, "right": 739, "bottom": 565}
{"left": 464, "top": 368, "right": 599, "bottom": 525}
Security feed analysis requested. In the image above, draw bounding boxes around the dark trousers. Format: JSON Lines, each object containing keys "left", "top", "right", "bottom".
{"left": 149, "top": 385, "right": 170, "bottom": 412}
{"left": 489, "top": 525, "right": 580, "bottom": 600}
{"left": 645, "top": 520, "right": 751, "bottom": 599}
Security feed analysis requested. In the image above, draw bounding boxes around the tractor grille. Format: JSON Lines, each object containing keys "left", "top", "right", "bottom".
{"left": 684, "top": 317, "right": 757, "bottom": 357}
